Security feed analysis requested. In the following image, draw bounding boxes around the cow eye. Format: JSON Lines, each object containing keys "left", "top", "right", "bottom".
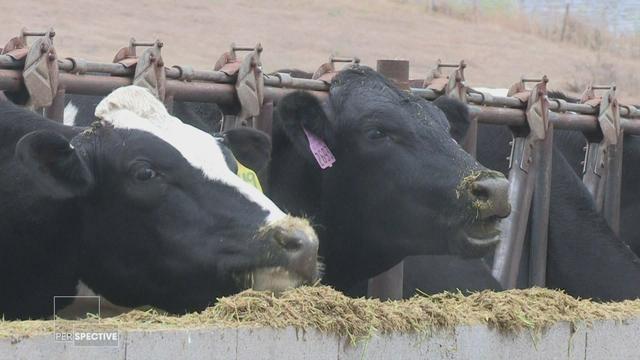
{"left": 366, "top": 128, "right": 387, "bottom": 140}
{"left": 134, "top": 167, "right": 157, "bottom": 181}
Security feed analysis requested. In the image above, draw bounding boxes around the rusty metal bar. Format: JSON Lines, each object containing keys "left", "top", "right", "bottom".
{"left": 0, "top": 68, "right": 638, "bottom": 133}
{"left": 603, "top": 132, "right": 624, "bottom": 235}
{"left": 492, "top": 134, "right": 539, "bottom": 288}
{"left": 528, "top": 124, "right": 554, "bottom": 287}
{"left": 264, "top": 74, "right": 329, "bottom": 91}
{"left": 413, "top": 87, "right": 640, "bottom": 119}
{"left": 368, "top": 59, "right": 409, "bottom": 301}
{"left": 492, "top": 78, "right": 549, "bottom": 289}
{"left": 1, "top": 56, "right": 638, "bottom": 119}
{"left": 45, "top": 87, "right": 65, "bottom": 122}
{"left": 462, "top": 114, "right": 478, "bottom": 156}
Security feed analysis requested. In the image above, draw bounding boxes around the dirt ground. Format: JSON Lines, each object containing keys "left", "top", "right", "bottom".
{"left": 2, "top": 0, "right": 638, "bottom": 103}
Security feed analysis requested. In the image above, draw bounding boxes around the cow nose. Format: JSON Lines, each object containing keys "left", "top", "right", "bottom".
{"left": 468, "top": 174, "right": 511, "bottom": 219}
{"left": 269, "top": 225, "right": 319, "bottom": 278}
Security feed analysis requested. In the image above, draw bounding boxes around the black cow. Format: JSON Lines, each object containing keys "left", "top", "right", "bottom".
{"left": 268, "top": 66, "right": 511, "bottom": 292}
{"left": 0, "top": 86, "right": 320, "bottom": 320}
{"left": 545, "top": 91, "right": 640, "bottom": 258}
{"left": 404, "top": 97, "right": 640, "bottom": 301}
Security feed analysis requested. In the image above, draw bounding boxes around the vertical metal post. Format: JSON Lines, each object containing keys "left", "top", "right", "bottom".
{"left": 582, "top": 141, "right": 606, "bottom": 209}
{"left": 492, "top": 134, "right": 539, "bottom": 288}
{"left": 45, "top": 87, "right": 65, "bottom": 122}
{"left": 528, "top": 124, "right": 553, "bottom": 286}
{"left": 368, "top": 59, "right": 409, "bottom": 301}
{"left": 255, "top": 101, "right": 274, "bottom": 136}
{"left": 603, "top": 131, "right": 623, "bottom": 235}
{"left": 462, "top": 114, "right": 478, "bottom": 157}
{"left": 580, "top": 85, "right": 621, "bottom": 234}
{"left": 492, "top": 77, "right": 549, "bottom": 289}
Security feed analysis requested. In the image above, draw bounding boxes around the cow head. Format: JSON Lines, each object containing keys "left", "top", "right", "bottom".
{"left": 272, "top": 67, "right": 510, "bottom": 284}
{"left": 15, "top": 86, "right": 320, "bottom": 313}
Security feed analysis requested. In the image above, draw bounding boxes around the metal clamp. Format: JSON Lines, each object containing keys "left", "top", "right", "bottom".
{"left": 423, "top": 60, "right": 467, "bottom": 103}
{"left": 65, "top": 57, "right": 88, "bottom": 74}
{"left": 172, "top": 65, "right": 195, "bottom": 82}
{"left": 492, "top": 75, "right": 550, "bottom": 289}
{"left": 507, "top": 76, "right": 550, "bottom": 172}
{"left": 1, "top": 28, "right": 56, "bottom": 61}
{"left": 214, "top": 43, "right": 263, "bottom": 77}
{"left": 22, "top": 28, "right": 59, "bottom": 108}
{"left": 235, "top": 44, "right": 264, "bottom": 126}
{"left": 112, "top": 38, "right": 157, "bottom": 68}
{"left": 580, "top": 84, "right": 620, "bottom": 177}
{"left": 273, "top": 72, "right": 293, "bottom": 88}
{"left": 132, "top": 39, "right": 166, "bottom": 101}
{"left": 312, "top": 55, "right": 360, "bottom": 83}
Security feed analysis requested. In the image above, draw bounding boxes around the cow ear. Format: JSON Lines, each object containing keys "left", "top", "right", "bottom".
{"left": 274, "top": 91, "right": 334, "bottom": 165}
{"left": 433, "top": 96, "right": 470, "bottom": 143}
{"left": 222, "top": 127, "right": 271, "bottom": 173}
{"left": 15, "top": 130, "right": 94, "bottom": 199}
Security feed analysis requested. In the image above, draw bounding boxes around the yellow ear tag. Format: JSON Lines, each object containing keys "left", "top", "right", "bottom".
{"left": 236, "top": 160, "right": 263, "bottom": 193}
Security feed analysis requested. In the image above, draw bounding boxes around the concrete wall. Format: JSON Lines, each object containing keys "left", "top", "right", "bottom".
{"left": 2, "top": 317, "right": 639, "bottom": 359}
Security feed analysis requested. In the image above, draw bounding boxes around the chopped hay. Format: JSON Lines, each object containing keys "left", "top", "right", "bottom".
{"left": 2, "top": 287, "right": 640, "bottom": 344}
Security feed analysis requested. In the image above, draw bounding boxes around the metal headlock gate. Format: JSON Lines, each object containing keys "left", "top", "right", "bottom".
{"left": 1, "top": 28, "right": 640, "bottom": 299}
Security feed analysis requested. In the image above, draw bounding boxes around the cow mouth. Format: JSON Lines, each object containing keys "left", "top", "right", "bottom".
{"left": 455, "top": 217, "right": 502, "bottom": 257}
{"left": 235, "top": 266, "right": 318, "bottom": 293}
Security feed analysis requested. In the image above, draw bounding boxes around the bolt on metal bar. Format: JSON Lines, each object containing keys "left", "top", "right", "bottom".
{"left": 330, "top": 56, "right": 360, "bottom": 64}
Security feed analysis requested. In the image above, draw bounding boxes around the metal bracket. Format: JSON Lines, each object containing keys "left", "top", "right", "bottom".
{"left": 580, "top": 84, "right": 620, "bottom": 177}
{"left": 507, "top": 76, "right": 549, "bottom": 172}
{"left": 235, "top": 44, "right": 264, "bottom": 126}
{"left": 493, "top": 76, "right": 550, "bottom": 289}
{"left": 113, "top": 38, "right": 144, "bottom": 68}
{"left": 215, "top": 43, "right": 264, "bottom": 128}
{"left": 214, "top": 43, "right": 262, "bottom": 76}
{"left": 423, "top": 59, "right": 467, "bottom": 103}
{"left": 579, "top": 84, "right": 621, "bottom": 228}
{"left": 22, "top": 28, "right": 59, "bottom": 108}
{"left": 312, "top": 55, "right": 360, "bottom": 84}
{"left": 131, "top": 40, "right": 166, "bottom": 101}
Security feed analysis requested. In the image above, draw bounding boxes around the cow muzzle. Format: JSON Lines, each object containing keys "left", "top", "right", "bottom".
{"left": 250, "top": 217, "right": 321, "bottom": 292}
{"left": 454, "top": 170, "right": 511, "bottom": 257}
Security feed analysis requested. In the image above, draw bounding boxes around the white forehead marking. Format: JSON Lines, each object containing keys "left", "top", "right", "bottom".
{"left": 63, "top": 102, "right": 79, "bottom": 126}
{"left": 95, "top": 86, "right": 286, "bottom": 223}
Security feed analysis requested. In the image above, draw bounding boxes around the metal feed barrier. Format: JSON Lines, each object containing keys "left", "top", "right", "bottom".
{"left": 2, "top": 28, "right": 639, "bottom": 299}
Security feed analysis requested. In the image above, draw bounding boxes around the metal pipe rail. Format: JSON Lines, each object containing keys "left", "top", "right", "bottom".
{"left": 469, "top": 105, "right": 640, "bottom": 134}
{"left": 0, "top": 54, "right": 331, "bottom": 92}
{"left": 411, "top": 87, "right": 640, "bottom": 120}
{"left": 5, "top": 53, "right": 638, "bottom": 119}
{"left": 0, "top": 66, "right": 638, "bottom": 135}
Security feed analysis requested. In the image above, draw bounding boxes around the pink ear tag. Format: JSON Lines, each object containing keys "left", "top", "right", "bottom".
{"left": 303, "top": 127, "right": 336, "bottom": 169}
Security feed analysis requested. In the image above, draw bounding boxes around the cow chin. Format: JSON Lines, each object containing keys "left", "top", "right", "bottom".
{"left": 450, "top": 218, "right": 502, "bottom": 258}
{"left": 235, "top": 266, "right": 319, "bottom": 293}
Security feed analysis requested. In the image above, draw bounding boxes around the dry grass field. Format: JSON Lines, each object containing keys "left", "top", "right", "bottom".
{"left": 2, "top": 0, "right": 638, "bottom": 103}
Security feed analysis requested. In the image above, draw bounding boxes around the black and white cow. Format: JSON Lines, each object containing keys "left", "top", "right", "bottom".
{"left": 268, "top": 66, "right": 511, "bottom": 292}
{"left": 404, "top": 97, "right": 640, "bottom": 301}
{"left": 0, "top": 86, "right": 320, "bottom": 320}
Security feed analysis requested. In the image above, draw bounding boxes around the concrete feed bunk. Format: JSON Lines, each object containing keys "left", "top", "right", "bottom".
{"left": 1, "top": 286, "right": 640, "bottom": 359}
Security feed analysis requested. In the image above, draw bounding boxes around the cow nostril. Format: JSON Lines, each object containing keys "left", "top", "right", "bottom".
{"left": 274, "top": 230, "right": 304, "bottom": 252}
{"left": 470, "top": 183, "right": 490, "bottom": 201}
{"left": 468, "top": 176, "right": 511, "bottom": 219}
